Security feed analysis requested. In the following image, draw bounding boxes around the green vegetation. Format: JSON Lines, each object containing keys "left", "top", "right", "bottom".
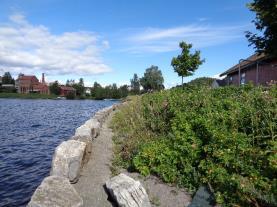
{"left": 1, "top": 72, "right": 15, "bottom": 84}
{"left": 130, "top": 73, "right": 140, "bottom": 95}
{"left": 186, "top": 77, "right": 215, "bottom": 87}
{"left": 171, "top": 42, "right": 204, "bottom": 88}
{"left": 140, "top": 65, "right": 164, "bottom": 92}
{"left": 111, "top": 84, "right": 277, "bottom": 207}
{"left": 246, "top": 0, "right": 277, "bottom": 57}
{"left": 49, "top": 81, "right": 61, "bottom": 95}
{"left": 0, "top": 92, "right": 57, "bottom": 99}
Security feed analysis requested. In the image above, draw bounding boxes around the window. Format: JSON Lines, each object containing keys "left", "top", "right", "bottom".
{"left": 241, "top": 73, "right": 246, "bottom": 85}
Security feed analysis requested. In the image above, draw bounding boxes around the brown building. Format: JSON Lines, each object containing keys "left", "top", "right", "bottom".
{"left": 220, "top": 54, "right": 277, "bottom": 86}
{"left": 17, "top": 73, "right": 49, "bottom": 94}
{"left": 60, "top": 86, "right": 76, "bottom": 96}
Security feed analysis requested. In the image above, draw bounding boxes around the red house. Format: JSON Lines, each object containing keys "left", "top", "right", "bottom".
{"left": 17, "top": 73, "right": 49, "bottom": 94}
{"left": 60, "top": 85, "right": 76, "bottom": 96}
{"left": 220, "top": 54, "right": 277, "bottom": 86}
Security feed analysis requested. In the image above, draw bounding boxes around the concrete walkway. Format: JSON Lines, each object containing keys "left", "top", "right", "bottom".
{"left": 73, "top": 112, "right": 114, "bottom": 207}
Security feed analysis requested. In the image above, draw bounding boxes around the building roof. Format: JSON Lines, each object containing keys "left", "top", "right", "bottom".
{"left": 18, "top": 75, "right": 38, "bottom": 81}
{"left": 220, "top": 53, "right": 267, "bottom": 77}
{"left": 60, "top": 86, "right": 76, "bottom": 91}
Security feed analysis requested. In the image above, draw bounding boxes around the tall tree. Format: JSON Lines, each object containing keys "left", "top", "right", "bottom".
{"left": 171, "top": 42, "right": 204, "bottom": 88}
{"left": 245, "top": 0, "right": 277, "bottom": 57}
{"left": 72, "top": 78, "right": 85, "bottom": 96}
{"left": 140, "top": 65, "right": 164, "bottom": 92}
{"left": 130, "top": 73, "right": 140, "bottom": 94}
{"left": 2, "top": 72, "right": 15, "bottom": 84}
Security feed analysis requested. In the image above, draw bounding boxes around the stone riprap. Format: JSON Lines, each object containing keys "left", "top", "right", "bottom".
{"left": 27, "top": 176, "right": 83, "bottom": 207}
{"left": 105, "top": 173, "right": 151, "bottom": 207}
{"left": 28, "top": 104, "right": 120, "bottom": 207}
{"left": 50, "top": 140, "right": 86, "bottom": 183}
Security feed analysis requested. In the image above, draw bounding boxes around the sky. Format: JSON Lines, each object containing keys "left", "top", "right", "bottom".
{"left": 0, "top": 0, "right": 257, "bottom": 88}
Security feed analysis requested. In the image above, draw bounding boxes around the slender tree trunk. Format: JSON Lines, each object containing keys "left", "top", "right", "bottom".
{"left": 182, "top": 76, "right": 184, "bottom": 90}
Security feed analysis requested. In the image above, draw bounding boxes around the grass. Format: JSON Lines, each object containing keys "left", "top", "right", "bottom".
{"left": 0, "top": 92, "right": 58, "bottom": 99}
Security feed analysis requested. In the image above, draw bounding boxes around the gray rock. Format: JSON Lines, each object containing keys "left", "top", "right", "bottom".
{"left": 75, "top": 125, "right": 93, "bottom": 139}
{"left": 71, "top": 135, "right": 92, "bottom": 164}
{"left": 84, "top": 119, "right": 100, "bottom": 138}
{"left": 27, "top": 176, "right": 83, "bottom": 207}
{"left": 105, "top": 173, "right": 151, "bottom": 207}
{"left": 51, "top": 140, "right": 86, "bottom": 183}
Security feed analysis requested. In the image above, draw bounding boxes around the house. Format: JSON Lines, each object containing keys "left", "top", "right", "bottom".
{"left": 0, "top": 76, "right": 2, "bottom": 86}
{"left": 220, "top": 54, "right": 277, "bottom": 86}
{"left": 60, "top": 86, "right": 76, "bottom": 96}
{"left": 17, "top": 73, "right": 49, "bottom": 94}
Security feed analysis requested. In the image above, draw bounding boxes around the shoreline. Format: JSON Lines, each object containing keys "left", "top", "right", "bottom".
{"left": 27, "top": 103, "right": 120, "bottom": 207}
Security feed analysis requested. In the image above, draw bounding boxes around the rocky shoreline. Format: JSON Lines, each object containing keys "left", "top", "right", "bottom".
{"left": 27, "top": 104, "right": 119, "bottom": 207}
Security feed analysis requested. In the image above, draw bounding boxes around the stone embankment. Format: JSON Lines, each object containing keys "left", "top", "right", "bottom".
{"left": 27, "top": 104, "right": 119, "bottom": 207}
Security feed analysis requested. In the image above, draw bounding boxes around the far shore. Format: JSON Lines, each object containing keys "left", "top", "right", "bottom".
{"left": 0, "top": 93, "right": 121, "bottom": 101}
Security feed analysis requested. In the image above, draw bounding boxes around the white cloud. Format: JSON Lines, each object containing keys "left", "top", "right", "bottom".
{"left": 211, "top": 73, "right": 226, "bottom": 79}
{"left": 122, "top": 24, "right": 250, "bottom": 53}
{"left": 0, "top": 13, "right": 111, "bottom": 76}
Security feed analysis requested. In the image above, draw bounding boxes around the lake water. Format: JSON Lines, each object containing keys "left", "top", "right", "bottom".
{"left": 0, "top": 99, "right": 117, "bottom": 206}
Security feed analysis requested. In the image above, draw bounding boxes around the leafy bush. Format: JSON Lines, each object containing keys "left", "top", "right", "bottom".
{"left": 112, "top": 85, "right": 277, "bottom": 207}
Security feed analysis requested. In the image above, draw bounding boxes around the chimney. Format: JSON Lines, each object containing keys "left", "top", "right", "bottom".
{"left": 42, "top": 73, "right": 45, "bottom": 83}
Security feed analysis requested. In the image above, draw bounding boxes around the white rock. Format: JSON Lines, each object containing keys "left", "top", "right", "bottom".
{"left": 27, "top": 176, "right": 83, "bottom": 207}
{"left": 75, "top": 125, "right": 93, "bottom": 139}
{"left": 105, "top": 173, "right": 151, "bottom": 207}
{"left": 50, "top": 140, "right": 86, "bottom": 183}
{"left": 84, "top": 119, "right": 100, "bottom": 138}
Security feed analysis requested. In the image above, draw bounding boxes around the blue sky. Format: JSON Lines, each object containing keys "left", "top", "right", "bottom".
{"left": 0, "top": 0, "right": 256, "bottom": 87}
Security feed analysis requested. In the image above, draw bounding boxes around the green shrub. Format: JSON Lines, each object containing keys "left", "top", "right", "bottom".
{"left": 112, "top": 85, "right": 277, "bottom": 207}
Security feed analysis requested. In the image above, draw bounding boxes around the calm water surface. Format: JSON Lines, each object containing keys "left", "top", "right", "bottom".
{"left": 0, "top": 99, "right": 117, "bottom": 207}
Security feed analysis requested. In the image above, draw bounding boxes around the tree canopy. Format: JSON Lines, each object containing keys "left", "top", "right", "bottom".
{"left": 245, "top": 0, "right": 277, "bottom": 57}
{"left": 171, "top": 42, "right": 204, "bottom": 87}
{"left": 2, "top": 72, "right": 15, "bottom": 84}
{"left": 140, "top": 65, "right": 164, "bottom": 92}
{"left": 49, "top": 81, "right": 61, "bottom": 95}
{"left": 130, "top": 73, "right": 140, "bottom": 94}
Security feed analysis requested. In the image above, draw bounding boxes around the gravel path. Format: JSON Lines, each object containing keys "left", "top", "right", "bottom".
{"left": 73, "top": 112, "right": 114, "bottom": 207}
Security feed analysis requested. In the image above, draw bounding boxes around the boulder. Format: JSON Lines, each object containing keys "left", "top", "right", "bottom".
{"left": 75, "top": 125, "right": 93, "bottom": 139}
{"left": 71, "top": 135, "right": 92, "bottom": 164}
{"left": 50, "top": 140, "right": 86, "bottom": 183}
{"left": 105, "top": 173, "right": 151, "bottom": 207}
{"left": 84, "top": 119, "right": 100, "bottom": 138}
{"left": 27, "top": 176, "right": 83, "bottom": 207}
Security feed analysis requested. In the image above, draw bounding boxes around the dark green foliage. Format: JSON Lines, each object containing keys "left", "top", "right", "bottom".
{"left": 112, "top": 85, "right": 277, "bottom": 206}
{"left": 246, "top": 0, "right": 277, "bottom": 57}
{"left": 91, "top": 81, "right": 128, "bottom": 100}
{"left": 140, "top": 65, "right": 164, "bottom": 92}
{"left": 2, "top": 72, "right": 15, "bottom": 84}
{"left": 171, "top": 42, "right": 204, "bottom": 87}
{"left": 65, "top": 91, "right": 76, "bottom": 99}
{"left": 130, "top": 73, "right": 140, "bottom": 94}
{"left": 72, "top": 78, "right": 85, "bottom": 96}
{"left": 187, "top": 77, "right": 215, "bottom": 87}
{"left": 49, "top": 81, "right": 61, "bottom": 95}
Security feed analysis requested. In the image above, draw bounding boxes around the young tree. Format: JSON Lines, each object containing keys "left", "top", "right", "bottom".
{"left": 245, "top": 0, "right": 277, "bottom": 57}
{"left": 49, "top": 81, "right": 61, "bottom": 95}
{"left": 2, "top": 72, "right": 15, "bottom": 84}
{"left": 171, "top": 42, "right": 204, "bottom": 88}
{"left": 130, "top": 73, "right": 140, "bottom": 94}
{"left": 140, "top": 65, "right": 164, "bottom": 92}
